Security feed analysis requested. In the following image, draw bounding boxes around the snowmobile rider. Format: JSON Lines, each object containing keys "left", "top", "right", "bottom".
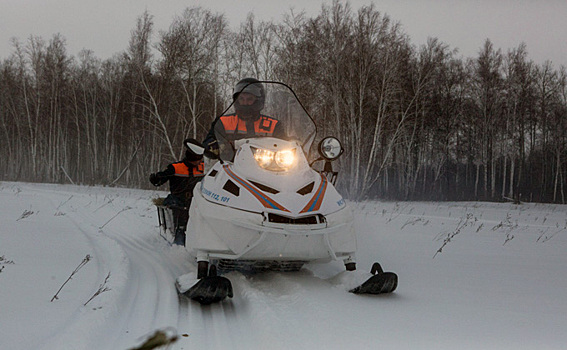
{"left": 149, "top": 139, "right": 205, "bottom": 245}
{"left": 203, "top": 78, "right": 286, "bottom": 160}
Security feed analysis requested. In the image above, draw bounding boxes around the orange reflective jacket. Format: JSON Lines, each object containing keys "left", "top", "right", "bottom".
{"left": 172, "top": 161, "right": 204, "bottom": 177}
{"left": 220, "top": 114, "right": 278, "bottom": 136}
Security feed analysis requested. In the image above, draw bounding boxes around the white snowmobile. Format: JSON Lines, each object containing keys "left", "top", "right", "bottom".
{"left": 163, "top": 81, "right": 397, "bottom": 304}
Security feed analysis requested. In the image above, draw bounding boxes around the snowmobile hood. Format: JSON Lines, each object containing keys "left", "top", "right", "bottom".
{"left": 199, "top": 146, "right": 346, "bottom": 217}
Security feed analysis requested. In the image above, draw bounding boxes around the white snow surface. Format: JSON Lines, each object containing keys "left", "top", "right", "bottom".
{"left": 1, "top": 182, "right": 567, "bottom": 350}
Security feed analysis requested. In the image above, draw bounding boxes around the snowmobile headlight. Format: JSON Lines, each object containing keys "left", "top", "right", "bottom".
{"left": 253, "top": 148, "right": 275, "bottom": 168}
{"left": 252, "top": 147, "right": 297, "bottom": 171}
{"left": 274, "top": 149, "right": 296, "bottom": 168}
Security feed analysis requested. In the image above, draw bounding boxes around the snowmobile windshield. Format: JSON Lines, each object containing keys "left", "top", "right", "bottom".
{"left": 214, "top": 81, "right": 316, "bottom": 162}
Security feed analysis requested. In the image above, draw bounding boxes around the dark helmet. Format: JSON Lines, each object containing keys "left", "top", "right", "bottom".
{"left": 183, "top": 138, "right": 204, "bottom": 162}
{"left": 232, "top": 78, "right": 264, "bottom": 120}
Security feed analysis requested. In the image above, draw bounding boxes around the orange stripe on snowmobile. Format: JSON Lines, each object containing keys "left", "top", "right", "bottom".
{"left": 300, "top": 174, "right": 328, "bottom": 213}
{"left": 223, "top": 165, "right": 290, "bottom": 212}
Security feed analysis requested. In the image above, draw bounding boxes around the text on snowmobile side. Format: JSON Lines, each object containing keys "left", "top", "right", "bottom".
{"left": 202, "top": 187, "right": 231, "bottom": 203}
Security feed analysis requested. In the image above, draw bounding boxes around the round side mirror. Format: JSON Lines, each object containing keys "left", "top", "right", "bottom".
{"left": 318, "top": 137, "right": 344, "bottom": 161}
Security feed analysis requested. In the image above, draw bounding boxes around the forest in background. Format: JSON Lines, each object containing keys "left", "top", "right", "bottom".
{"left": 1, "top": 2, "right": 566, "bottom": 202}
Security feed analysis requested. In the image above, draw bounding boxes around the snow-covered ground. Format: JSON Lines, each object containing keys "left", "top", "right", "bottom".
{"left": 1, "top": 182, "right": 567, "bottom": 350}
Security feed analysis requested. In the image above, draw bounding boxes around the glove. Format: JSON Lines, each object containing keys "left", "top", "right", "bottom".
{"left": 204, "top": 139, "right": 220, "bottom": 159}
{"left": 149, "top": 173, "right": 160, "bottom": 186}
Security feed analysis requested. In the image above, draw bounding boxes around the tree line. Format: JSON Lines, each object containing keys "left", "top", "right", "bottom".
{"left": 1, "top": 2, "right": 566, "bottom": 203}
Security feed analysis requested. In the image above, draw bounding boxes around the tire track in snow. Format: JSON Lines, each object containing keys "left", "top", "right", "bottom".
{"left": 176, "top": 285, "right": 241, "bottom": 349}
{"left": 98, "top": 225, "right": 187, "bottom": 348}
{"left": 20, "top": 186, "right": 133, "bottom": 350}
{"left": 31, "top": 185, "right": 184, "bottom": 349}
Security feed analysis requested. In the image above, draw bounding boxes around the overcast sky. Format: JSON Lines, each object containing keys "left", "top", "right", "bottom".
{"left": 1, "top": 0, "right": 566, "bottom": 67}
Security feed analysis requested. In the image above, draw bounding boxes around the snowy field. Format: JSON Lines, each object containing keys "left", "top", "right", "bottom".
{"left": 1, "top": 182, "right": 567, "bottom": 350}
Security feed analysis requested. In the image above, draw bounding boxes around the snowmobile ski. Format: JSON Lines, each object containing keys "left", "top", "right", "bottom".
{"left": 182, "top": 275, "right": 233, "bottom": 305}
{"left": 181, "top": 263, "right": 233, "bottom": 305}
{"left": 350, "top": 263, "right": 398, "bottom": 294}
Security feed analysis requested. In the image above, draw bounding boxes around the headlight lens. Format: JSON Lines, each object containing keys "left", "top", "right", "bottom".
{"left": 253, "top": 148, "right": 275, "bottom": 168}
{"left": 252, "top": 147, "right": 296, "bottom": 171}
{"left": 275, "top": 149, "right": 296, "bottom": 168}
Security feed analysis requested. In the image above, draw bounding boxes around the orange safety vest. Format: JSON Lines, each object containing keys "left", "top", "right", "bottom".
{"left": 220, "top": 114, "right": 278, "bottom": 136}
{"left": 172, "top": 162, "right": 204, "bottom": 177}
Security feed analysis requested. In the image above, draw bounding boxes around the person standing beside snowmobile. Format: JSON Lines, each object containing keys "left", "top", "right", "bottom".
{"left": 203, "top": 78, "right": 286, "bottom": 160}
{"left": 149, "top": 139, "right": 205, "bottom": 245}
